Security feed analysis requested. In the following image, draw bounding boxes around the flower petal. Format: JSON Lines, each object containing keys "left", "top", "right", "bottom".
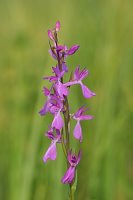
{"left": 43, "top": 87, "right": 50, "bottom": 96}
{"left": 74, "top": 106, "right": 88, "bottom": 118}
{"left": 48, "top": 30, "right": 54, "bottom": 40}
{"left": 48, "top": 49, "right": 57, "bottom": 60}
{"left": 67, "top": 149, "right": 72, "bottom": 164}
{"left": 39, "top": 101, "right": 49, "bottom": 116}
{"left": 79, "top": 68, "right": 88, "bottom": 80}
{"left": 67, "top": 45, "right": 80, "bottom": 55}
{"left": 45, "top": 128, "right": 55, "bottom": 140}
{"left": 73, "top": 121, "right": 82, "bottom": 142}
{"left": 74, "top": 66, "right": 80, "bottom": 80}
{"left": 76, "top": 150, "right": 81, "bottom": 165}
{"left": 80, "top": 83, "right": 96, "bottom": 99}
{"left": 61, "top": 166, "right": 75, "bottom": 184}
{"left": 55, "top": 21, "right": 61, "bottom": 31}
{"left": 52, "top": 66, "right": 65, "bottom": 78}
{"left": 62, "top": 62, "right": 68, "bottom": 72}
{"left": 55, "top": 81, "right": 68, "bottom": 97}
{"left": 52, "top": 111, "right": 64, "bottom": 130}
{"left": 79, "top": 115, "right": 93, "bottom": 120}
{"left": 43, "top": 142, "right": 57, "bottom": 162}
{"left": 64, "top": 80, "right": 78, "bottom": 87}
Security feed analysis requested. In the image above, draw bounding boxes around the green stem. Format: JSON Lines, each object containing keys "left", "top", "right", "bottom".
{"left": 63, "top": 97, "right": 70, "bottom": 153}
{"left": 61, "top": 129, "right": 67, "bottom": 158}
{"left": 69, "top": 170, "right": 77, "bottom": 200}
{"left": 55, "top": 32, "right": 75, "bottom": 200}
{"left": 70, "top": 184, "right": 75, "bottom": 200}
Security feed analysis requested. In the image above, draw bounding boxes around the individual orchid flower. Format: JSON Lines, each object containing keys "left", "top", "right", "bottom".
{"left": 48, "top": 45, "right": 66, "bottom": 60}
{"left": 73, "top": 106, "right": 93, "bottom": 142}
{"left": 64, "top": 66, "right": 96, "bottom": 98}
{"left": 49, "top": 44, "right": 79, "bottom": 61}
{"left": 48, "top": 95, "right": 64, "bottom": 130}
{"left": 39, "top": 86, "right": 64, "bottom": 117}
{"left": 43, "top": 128, "right": 61, "bottom": 162}
{"left": 44, "top": 65, "right": 69, "bottom": 98}
{"left": 61, "top": 150, "right": 81, "bottom": 184}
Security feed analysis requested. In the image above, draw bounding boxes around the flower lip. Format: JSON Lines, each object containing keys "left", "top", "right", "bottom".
{"left": 52, "top": 110, "right": 64, "bottom": 130}
{"left": 61, "top": 166, "right": 75, "bottom": 184}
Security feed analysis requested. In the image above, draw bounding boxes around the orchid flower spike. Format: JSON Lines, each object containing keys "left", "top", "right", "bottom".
{"left": 39, "top": 21, "right": 95, "bottom": 193}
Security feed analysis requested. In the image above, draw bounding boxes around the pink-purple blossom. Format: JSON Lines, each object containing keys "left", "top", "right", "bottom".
{"left": 73, "top": 106, "right": 93, "bottom": 142}
{"left": 67, "top": 45, "right": 80, "bottom": 55}
{"left": 39, "top": 21, "right": 95, "bottom": 189}
{"left": 61, "top": 150, "right": 81, "bottom": 184}
{"left": 43, "top": 128, "right": 61, "bottom": 162}
{"left": 52, "top": 110, "right": 64, "bottom": 130}
{"left": 64, "top": 66, "right": 96, "bottom": 98}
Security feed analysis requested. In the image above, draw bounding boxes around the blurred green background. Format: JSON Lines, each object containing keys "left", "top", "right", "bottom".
{"left": 0, "top": 0, "right": 133, "bottom": 200}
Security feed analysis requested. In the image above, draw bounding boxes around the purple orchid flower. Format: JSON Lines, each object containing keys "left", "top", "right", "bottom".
{"left": 46, "top": 95, "right": 64, "bottom": 130}
{"left": 64, "top": 66, "right": 96, "bottom": 98}
{"left": 73, "top": 106, "right": 93, "bottom": 142}
{"left": 44, "top": 65, "right": 69, "bottom": 98}
{"left": 43, "top": 128, "right": 61, "bottom": 163}
{"left": 49, "top": 44, "right": 79, "bottom": 61}
{"left": 39, "top": 85, "right": 65, "bottom": 118}
{"left": 61, "top": 150, "right": 81, "bottom": 184}
{"left": 48, "top": 45, "right": 66, "bottom": 60}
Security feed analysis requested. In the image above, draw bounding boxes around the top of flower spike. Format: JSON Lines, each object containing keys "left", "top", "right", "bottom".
{"left": 48, "top": 21, "right": 61, "bottom": 41}
{"left": 55, "top": 21, "right": 61, "bottom": 32}
{"left": 48, "top": 21, "right": 80, "bottom": 60}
